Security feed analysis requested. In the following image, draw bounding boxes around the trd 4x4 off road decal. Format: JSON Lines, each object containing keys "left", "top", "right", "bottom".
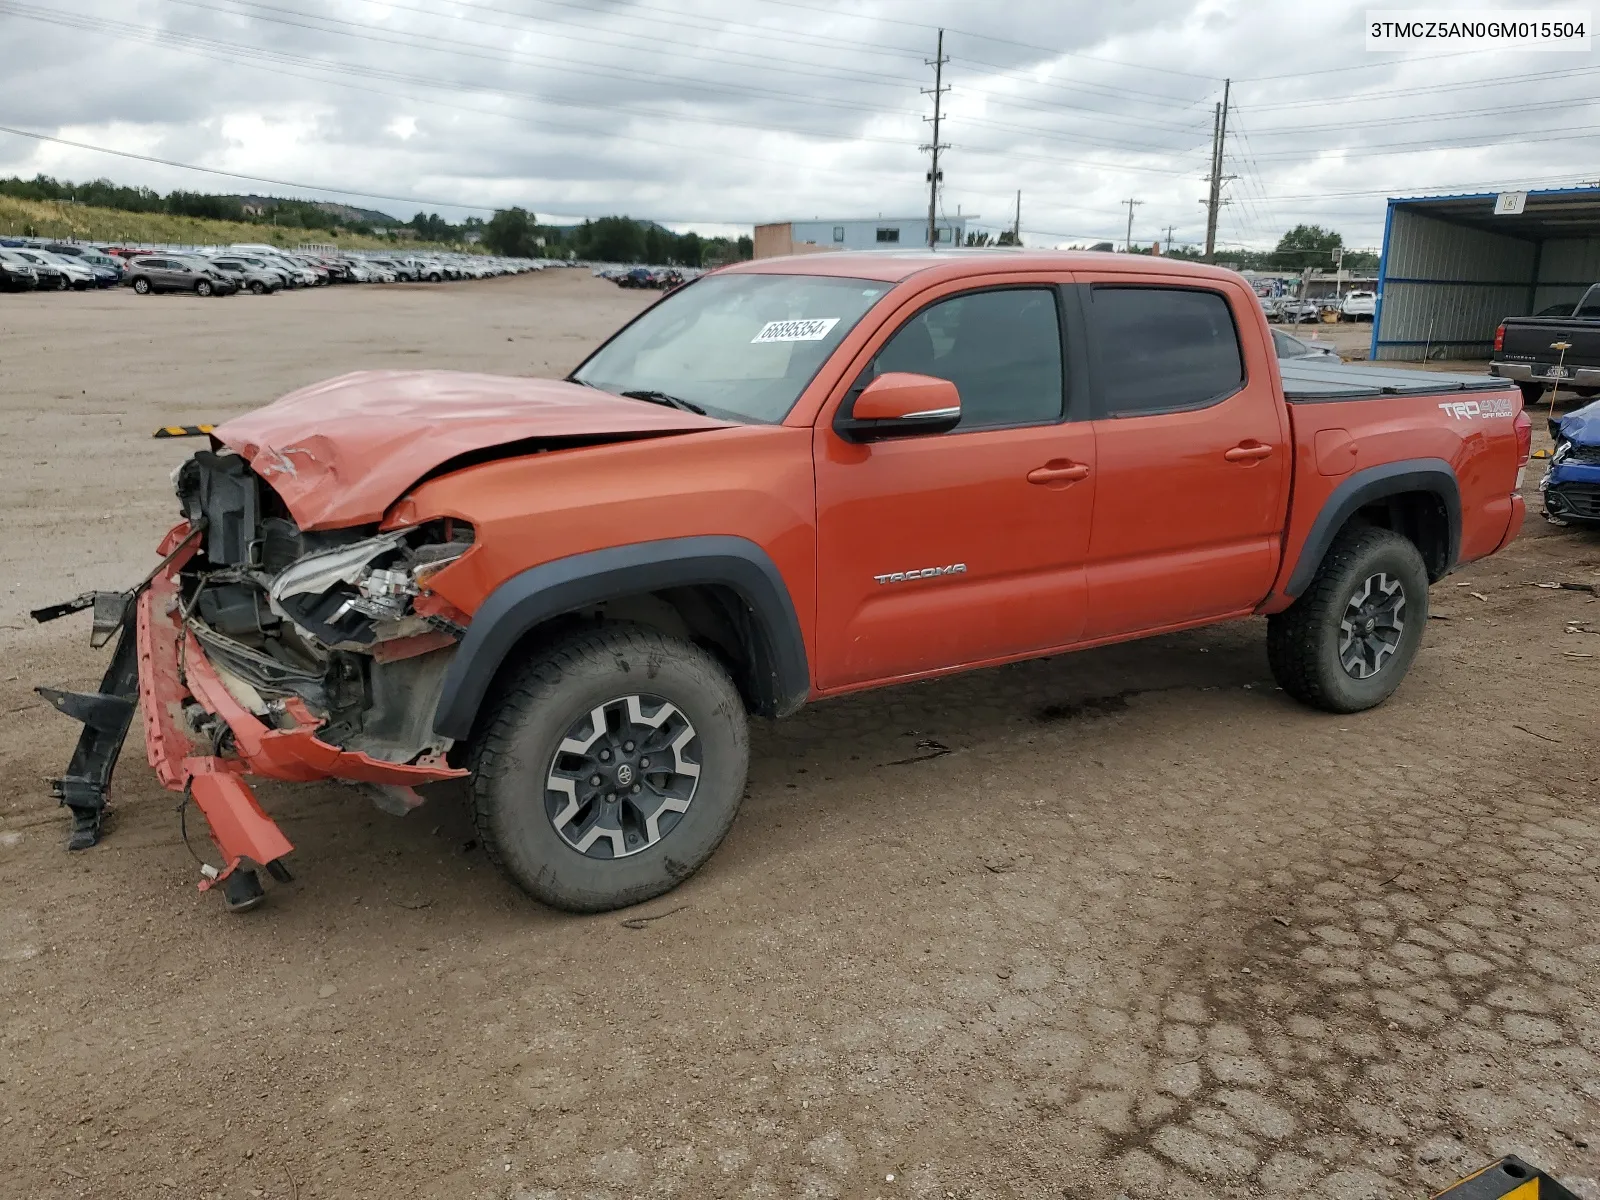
{"left": 874, "top": 563, "right": 967, "bottom": 585}
{"left": 1438, "top": 397, "right": 1515, "bottom": 420}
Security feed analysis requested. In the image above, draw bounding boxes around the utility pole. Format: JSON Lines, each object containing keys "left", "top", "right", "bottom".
{"left": 1163, "top": 224, "right": 1177, "bottom": 255}
{"left": 1013, "top": 189, "right": 1021, "bottom": 244}
{"left": 1123, "top": 197, "right": 1144, "bottom": 252}
{"left": 921, "top": 29, "right": 950, "bottom": 251}
{"left": 1202, "top": 77, "right": 1232, "bottom": 262}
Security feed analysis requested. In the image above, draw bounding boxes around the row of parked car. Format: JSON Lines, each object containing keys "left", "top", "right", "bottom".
{"left": 1261, "top": 290, "right": 1377, "bottom": 324}
{"left": 0, "top": 239, "right": 546, "bottom": 296}
{"left": 596, "top": 266, "right": 698, "bottom": 290}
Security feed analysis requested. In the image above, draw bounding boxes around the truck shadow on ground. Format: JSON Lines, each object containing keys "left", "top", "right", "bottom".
{"left": 237, "top": 615, "right": 1280, "bottom": 920}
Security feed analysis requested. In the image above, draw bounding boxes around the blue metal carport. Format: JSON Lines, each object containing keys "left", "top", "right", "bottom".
{"left": 1372, "top": 187, "right": 1600, "bottom": 361}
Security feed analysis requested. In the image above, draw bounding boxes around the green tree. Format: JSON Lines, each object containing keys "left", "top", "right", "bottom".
{"left": 574, "top": 216, "right": 646, "bottom": 262}
{"left": 675, "top": 231, "right": 702, "bottom": 267}
{"left": 643, "top": 223, "right": 668, "bottom": 264}
{"left": 1270, "top": 224, "right": 1343, "bottom": 270}
{"left": 484, "top": 206, "right": 538, "bottom": 256}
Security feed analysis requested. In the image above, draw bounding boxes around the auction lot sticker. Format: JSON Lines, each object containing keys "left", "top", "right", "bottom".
{"left": 751, "top": 318, "right": 841, "bottom": 343}
{"left": 1367, "top": 10, "right": 1590, "bottom": 51}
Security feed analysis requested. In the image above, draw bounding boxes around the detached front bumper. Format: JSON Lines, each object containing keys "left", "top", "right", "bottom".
{"left": 38, "top": 521, "right": 466, "bottom": 905}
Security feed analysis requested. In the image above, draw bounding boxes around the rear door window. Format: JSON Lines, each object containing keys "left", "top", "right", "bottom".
{"left": 1089, "top": 286, "right": 1244, "bottom": 417}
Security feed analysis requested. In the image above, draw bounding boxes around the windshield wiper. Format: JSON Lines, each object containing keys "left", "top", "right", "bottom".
{"left": 619, "top": 389, "right": 706, "bottom": 415}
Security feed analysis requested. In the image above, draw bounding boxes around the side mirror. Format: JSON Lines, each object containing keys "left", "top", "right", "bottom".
{"left": 835, "top": 372, "right": 962, "bottom": 443}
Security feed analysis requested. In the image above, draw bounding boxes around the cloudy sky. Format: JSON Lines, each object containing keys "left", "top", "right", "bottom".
{"left": 1, "top": 0, "right": 1595, "bottom": 249}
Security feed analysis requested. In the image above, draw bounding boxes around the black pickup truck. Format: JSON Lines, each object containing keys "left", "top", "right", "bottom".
{"left": 1492, "top": 286, "right": 1600, "bottom": 403}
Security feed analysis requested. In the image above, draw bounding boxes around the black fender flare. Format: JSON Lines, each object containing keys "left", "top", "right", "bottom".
{"left": 1284, "top": 458, "right": 1461, "bottom": 599}
{"left": 432, "top": 535, "right": 810, "bottom": 741}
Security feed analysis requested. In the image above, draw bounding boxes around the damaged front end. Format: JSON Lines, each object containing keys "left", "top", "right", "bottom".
{"left": 1543, "top": 401, "right": 1600, "bottom": 526}
{"left": 34, "top": 448, "right": 470, "bottom": 909}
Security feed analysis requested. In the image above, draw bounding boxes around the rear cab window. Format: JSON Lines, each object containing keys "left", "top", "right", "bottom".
{"left": 1087, "top": 285, "right": 1245, "bottom": 417}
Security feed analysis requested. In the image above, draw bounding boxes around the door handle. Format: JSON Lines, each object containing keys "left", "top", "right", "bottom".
{"left": 1027, "top": 462, "right": 1091, "bottom": 484}
{"left": 1224, "top": 442, "right": 1274, "bottom": 462}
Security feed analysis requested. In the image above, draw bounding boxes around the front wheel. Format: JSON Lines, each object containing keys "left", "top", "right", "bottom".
{"left": 1267, "top": 525, "right": 1429, "bottom": 713}
{"left": 471, "top": 625, "right": 750, "bottom": 912}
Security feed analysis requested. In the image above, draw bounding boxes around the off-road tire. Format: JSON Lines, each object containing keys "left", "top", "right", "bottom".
{"left": 470, "top": 624, "right": 750, "bottom": 913}
{"left": 1518, "top": 381, "right": 1549, "bottom": 408}
{"left": 1267, "top": 524, "right": 1430, "bottom": 713}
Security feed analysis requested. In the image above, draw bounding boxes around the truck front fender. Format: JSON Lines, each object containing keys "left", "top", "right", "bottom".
{"left": 1282, "top": 458, "right": 1461, "bottom": 600}
{"left": 432, "top": 535, "right": 810, "bottom": 742}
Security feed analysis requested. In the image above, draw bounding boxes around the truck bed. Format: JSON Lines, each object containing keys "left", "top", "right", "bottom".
{"left": 1279, "top": 360, "right": 1512, "bottom": 402}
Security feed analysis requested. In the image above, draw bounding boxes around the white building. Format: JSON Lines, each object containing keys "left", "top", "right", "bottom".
{"left": 754, "top": 215, "right": 968, "bottom": 258}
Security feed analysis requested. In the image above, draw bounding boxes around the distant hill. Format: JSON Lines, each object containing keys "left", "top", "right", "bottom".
{"left": 0, "top": 194, "right": 461, "bottom": 251}
{"left": 227, "top": 195, "right": 400, "bottom": 226}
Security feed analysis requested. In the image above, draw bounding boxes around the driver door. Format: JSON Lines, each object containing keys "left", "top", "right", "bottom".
{"left": 813, "top": 277, "right": 1096, "bottom": 690}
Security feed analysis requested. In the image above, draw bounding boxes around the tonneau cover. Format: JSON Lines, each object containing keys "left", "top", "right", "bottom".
{"left": 1280, "top": 360, "right": 1513, "bottom": 402}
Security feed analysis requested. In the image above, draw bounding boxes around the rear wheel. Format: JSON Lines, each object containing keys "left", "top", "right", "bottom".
{"left": 1518, "top": 381, "right": 1550, "bottom": 408}
{"left": 195, "top": 279, "right": 213, "bottom": 297}
{"left": 250, "top": 280, "right": 267, "bottom": 295}
{"left": 132, "top": 276, "right": 151, "bottom": 295}
{"left": 471, "top": 625, "right": 750, "bottom": 912}
{"left": 1267, "top": 525, "right": 1430, "bottom": 713}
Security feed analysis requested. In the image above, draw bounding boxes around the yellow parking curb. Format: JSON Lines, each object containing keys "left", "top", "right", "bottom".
{"left": 1434, "top": 1156, "right": 1579, "bottom": 1199}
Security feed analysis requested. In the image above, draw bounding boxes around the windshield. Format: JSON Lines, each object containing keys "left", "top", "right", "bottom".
{"left": 573, "top": 273, "right": 891, "bottom": 423}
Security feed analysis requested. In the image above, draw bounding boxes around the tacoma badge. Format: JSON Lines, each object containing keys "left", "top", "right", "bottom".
{"left": 874, "top": 564, "right": 967, "bottom": 585}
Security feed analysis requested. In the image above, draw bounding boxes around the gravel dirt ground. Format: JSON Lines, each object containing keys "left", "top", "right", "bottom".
{"left": 1, "top": 273, "right": 1598, "bottom": 1200}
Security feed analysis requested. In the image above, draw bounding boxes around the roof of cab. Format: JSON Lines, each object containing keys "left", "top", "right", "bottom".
{"left": 717, "top": 249, "right": 1246, "bottom": 285}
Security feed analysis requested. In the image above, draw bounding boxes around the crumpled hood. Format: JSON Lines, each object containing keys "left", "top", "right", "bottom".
{"left": 1552, "top": 397, "right": 1600, "bottom": 445}
{"left": 215, "top": 370, "right": 731, "bottom": 529}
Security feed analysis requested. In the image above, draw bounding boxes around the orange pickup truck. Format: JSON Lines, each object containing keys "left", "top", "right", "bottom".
{"left": 36, "top": 251, "right": 1531, "bottom": 912}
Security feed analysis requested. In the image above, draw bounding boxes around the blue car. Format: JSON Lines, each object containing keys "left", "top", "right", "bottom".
{"left": 1543, "top": 400, "right": 1600, "bottom": 525}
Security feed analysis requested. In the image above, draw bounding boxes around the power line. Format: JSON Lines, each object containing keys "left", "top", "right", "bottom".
{"left": 742, "top": 0, "right": 1224, "bottom": 81}
{"left": 1236, "top": 49, "right": 1495, "bottom": 82}
{"left": 0, "top": 8, "right": 931, "bottom": 187}
{"left": 0, "top": 2, "right": 924, "bottom": 152}
{"left": 1243, "top": 95, "right": 1600, "bottom": 136}
{"left": 0, "top": 124, "right": 499, "bottom": 211}
{"left": 156, "top": 0, "right": 918, "bottom": 121}
{"left": 1235, "top": 64, "right": 1600, "bottom": 110}
{"left": 1241, "top": 123, "right": 1600, "bottom": 162}
{"left": 180, "top": 0, "right": 1214, "bottom": 153}
{"left": 225, "top": 0, "right": 925, "bottom": 94}
{"left": 1262, "top": 173, "right": 1600, "bottom": 202}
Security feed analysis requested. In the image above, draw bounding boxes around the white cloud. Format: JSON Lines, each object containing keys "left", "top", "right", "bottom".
{"left": 0, "top": 0, "right": 1591, "bottom": 247}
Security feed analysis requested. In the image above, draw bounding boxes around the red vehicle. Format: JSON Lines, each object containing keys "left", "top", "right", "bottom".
{"left": 36, "top": 252, "right": 1530, "bottom": 912}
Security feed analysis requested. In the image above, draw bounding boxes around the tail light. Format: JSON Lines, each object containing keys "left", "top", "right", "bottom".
{"left": 1514, "top": 409, "right": 1532, "bottom": 465}
{"left": 1494, "top": 324, "right": 1505, "bottom": 352}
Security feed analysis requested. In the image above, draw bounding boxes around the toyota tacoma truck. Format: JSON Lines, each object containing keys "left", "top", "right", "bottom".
{"left": 35, "top": 252, "right": 1531, "bottom": 913}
